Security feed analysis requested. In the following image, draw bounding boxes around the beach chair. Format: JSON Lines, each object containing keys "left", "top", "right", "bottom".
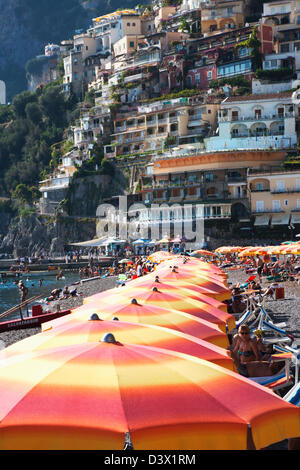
{"left": 249, "top": 352, "right": 294, "bottom": 393}
{"left": 283, "top": 382, "right": 300, "bottom": 406}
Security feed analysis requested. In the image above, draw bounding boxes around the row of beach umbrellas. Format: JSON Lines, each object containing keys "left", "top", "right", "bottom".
{"left": 0, "top": 252, "right": 299, "bottom": 449}
{"left": 214, "top": 242, "right": 300, "bottom": 256}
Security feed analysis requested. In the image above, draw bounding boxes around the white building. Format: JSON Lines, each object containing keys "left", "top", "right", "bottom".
{"left": 205, "top": 91, "right": 299, "bottom": 151}
{"left": 88, "top": 10, "right": 142, "bottom": 53}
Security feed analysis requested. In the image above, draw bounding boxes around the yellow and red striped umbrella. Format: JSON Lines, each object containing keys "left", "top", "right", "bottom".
{"left": 160, "top": 258, "right": 228, "bottom": 284}
{"left": 1, "top": 319, "right": 235, "bottom": 371}
{"left": 147, "top": 251, "right": 174, "bottom": 264}
{"left": 120, "top": 276, "right": 229, "bottom": 312}
{"left": 153, "top": 265, "right": 231, "bottom": 302}
{"left": 42, "top": 299, "right": 229, "bottom": 349}
{"left": 100, "top": 284, "right": 235, "bottom": 332}
{"left": 190, "top": 250, "right": 215, "bottom": 258}
{"left": 0, "top": 340, "right": 299, "bottom": 450}
{"left": 215, "top": 246, "right": 244, "bottom": 254}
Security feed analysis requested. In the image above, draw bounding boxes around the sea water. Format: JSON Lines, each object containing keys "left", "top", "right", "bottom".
{"left": 0, "top": 271, "right": 80, "bottom": 321}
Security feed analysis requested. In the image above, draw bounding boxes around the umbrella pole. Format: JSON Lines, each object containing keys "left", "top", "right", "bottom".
{"left": 247, "top": 426, "right": 256, "bottom": 450}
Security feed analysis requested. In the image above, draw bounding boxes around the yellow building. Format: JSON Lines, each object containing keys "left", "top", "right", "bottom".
{"left": 201, "top": 0, "right": 245, "bottom": 34}
{"left": 248, "top": 168, "right": 300, "bottom": 230}
{"left": 139, "top": 150, "right": 287, "bottom": 224}
{"left": 106, "top": 96, "right": 218, "bottom": 157}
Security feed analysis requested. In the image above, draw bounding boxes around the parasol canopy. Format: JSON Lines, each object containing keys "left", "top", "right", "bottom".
{"left": 42, "top": 299, "right": 230, "bottom": 349}
{"left": 0, "top": 340, "right": 299, "bottom": 450}
{"left": 1, "top": 319, "right": 235, "bottom": 371}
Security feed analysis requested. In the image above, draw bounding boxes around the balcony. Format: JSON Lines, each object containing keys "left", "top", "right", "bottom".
{"left": 271, "top": 188, "right": 300, "bottom": 194}
{"left": 219, "top": 113, "right": 294, "bottom": 123}
{"left": 252, "top": 209, "right": 284, "bottom": 215}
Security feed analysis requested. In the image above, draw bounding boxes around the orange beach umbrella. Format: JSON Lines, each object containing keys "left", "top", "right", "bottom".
{"left": 104, "top": 284, "right": 235, "bottom": 332}
{"left": 1, "top": 318, "right": 235, "bottom": 371}
{"left": 42, "top": 299, "right": 230, "bottom": 349}
{"left": 0, "top": 340, "right": 299, "bottom": 450}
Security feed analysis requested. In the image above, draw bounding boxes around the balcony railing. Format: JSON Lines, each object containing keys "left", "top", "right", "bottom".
{"left": 219, "top": 113, "right": 294, "bottom": 122}
{"left": 271, "top": 188, "right": 300, "bottom": 194}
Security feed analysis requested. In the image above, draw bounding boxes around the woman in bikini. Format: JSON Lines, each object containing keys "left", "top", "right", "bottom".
{"left": 231, "top": 325, "right": 260, "bottom": 377}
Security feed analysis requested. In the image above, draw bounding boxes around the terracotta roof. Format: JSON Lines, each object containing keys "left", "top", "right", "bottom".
{"left": 225, "top": 92, "right": 293, "bottom": 103}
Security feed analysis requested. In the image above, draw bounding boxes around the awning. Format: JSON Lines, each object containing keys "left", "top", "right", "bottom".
{"left": 69, "top": 237, "right": 107, "bottom": 247}
{"left": 271, "top": 213, "right": 290, "bottom": 225}
{"left": 291, "top": 212, "right": 300, "bottom": 224}
{"left": 254, "top": 215, "right": 270, "bottom": 226}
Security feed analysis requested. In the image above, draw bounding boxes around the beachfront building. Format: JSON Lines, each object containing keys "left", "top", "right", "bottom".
{"left": 205, "top": 91, "right": 299, "bottom": 151}
{"left": 137, "top": 149, "right": 287, "bottom": 238}
{"left": 248, "top": 167, "right": 300, "bottom": 235}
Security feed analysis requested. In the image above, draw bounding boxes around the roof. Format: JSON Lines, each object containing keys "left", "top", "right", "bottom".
{"left": 225, "top": 92, "right": 293, "bottom": 103}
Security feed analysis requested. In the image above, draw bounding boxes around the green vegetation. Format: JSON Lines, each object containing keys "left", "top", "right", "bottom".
{"left": 236, "top": 28, "right": 262, "bottom": 71}
{"left": 209, "top": 76, "right": 251, "bottom": 90}
{"left": 255, "top": 68, "right": 295, "bottom": 82}
{"left": 143, "top": 88, "right": 202, "bottom": 103}
{"left": 0, "top": 83, "right": 79, "bottom": 195}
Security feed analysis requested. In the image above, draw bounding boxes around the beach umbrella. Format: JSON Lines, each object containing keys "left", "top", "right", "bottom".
{"left": 215, "top": 246, "right": 244, "bottom": 254}
{"left": 1, "top": 319, "right": 235, "bottom": 371}
{"left": 154, "top": 265, "right": 231, "bottom": 302}
{"left": 0, "top": 340, "right": 299, "bottom": 450}
{"left": 190, "top": 249, "right": 215, "bottom": 258}
{"left": 42, "top": 299, "right": 230, "bottom": 349}
{"left": 119, "top": 259, "right": 131, "bottom": 264}
{"left": 106, "top": 284, "right": 235, "bottom": 332}
{"left": 122, "top": 276, "right": 229, "bottom": 312}
{"left": 267, "top": 245, "right": 291, "bottom": 255}
{"left": 147, "top": 251, "right": 174, "bottom": 264}
{"left": 159, "top": 258, "right": 228, "bottom": 283}
{"left": 81, "top": 276, "right": 229, "bottom": 312}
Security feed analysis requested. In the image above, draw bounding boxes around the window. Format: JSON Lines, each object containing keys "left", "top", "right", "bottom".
{"left": 205, "top": 173, "right": 214, "bottom": 182}
{"left": 297, "top": 199, "right": 300, "bottom": 209}
{"left": 130, "top": 41, "right": 134, "bottom": 48}
{"left": 256, "top": 201, "right": 264, "bottom": 212}
{"left": 284, "top": 200, "right": 289, "bottom": 206}
{"left": 272, "top": 200, "right": 281, "bottom": 211}
{"left": 276, "top": 181, "right": 285, "bottom": 192}
{"left": 207, "top": 71, "right": 212, "bottom": 80}
{"left": 127, "top": 22, "right": 130, "bottom": 26}
{"left": 264, "top": 60, "right": 270, "bottom": 68}
{"left": 271, "top": 59, "right": 277, "bottom": 67}
{"left": 74, "top": 73, "right": 78, "bottom": 80}
{"left": 132, "top": 22, "right": 136, "bottom": 26}
{"left": 280, "top": 44, "right": 290, "bottom": 53}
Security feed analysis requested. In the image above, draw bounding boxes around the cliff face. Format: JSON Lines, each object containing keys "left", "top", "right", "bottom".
{"left": 0, "top": 214, "right": 96, "bottom": 257}
{"left": 0, "top": 0, "right": 137, "bottom": 100}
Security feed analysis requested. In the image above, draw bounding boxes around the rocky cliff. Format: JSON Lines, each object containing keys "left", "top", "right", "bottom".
{"left": 0, "top": 213, "right": 96, "bottom": 257}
